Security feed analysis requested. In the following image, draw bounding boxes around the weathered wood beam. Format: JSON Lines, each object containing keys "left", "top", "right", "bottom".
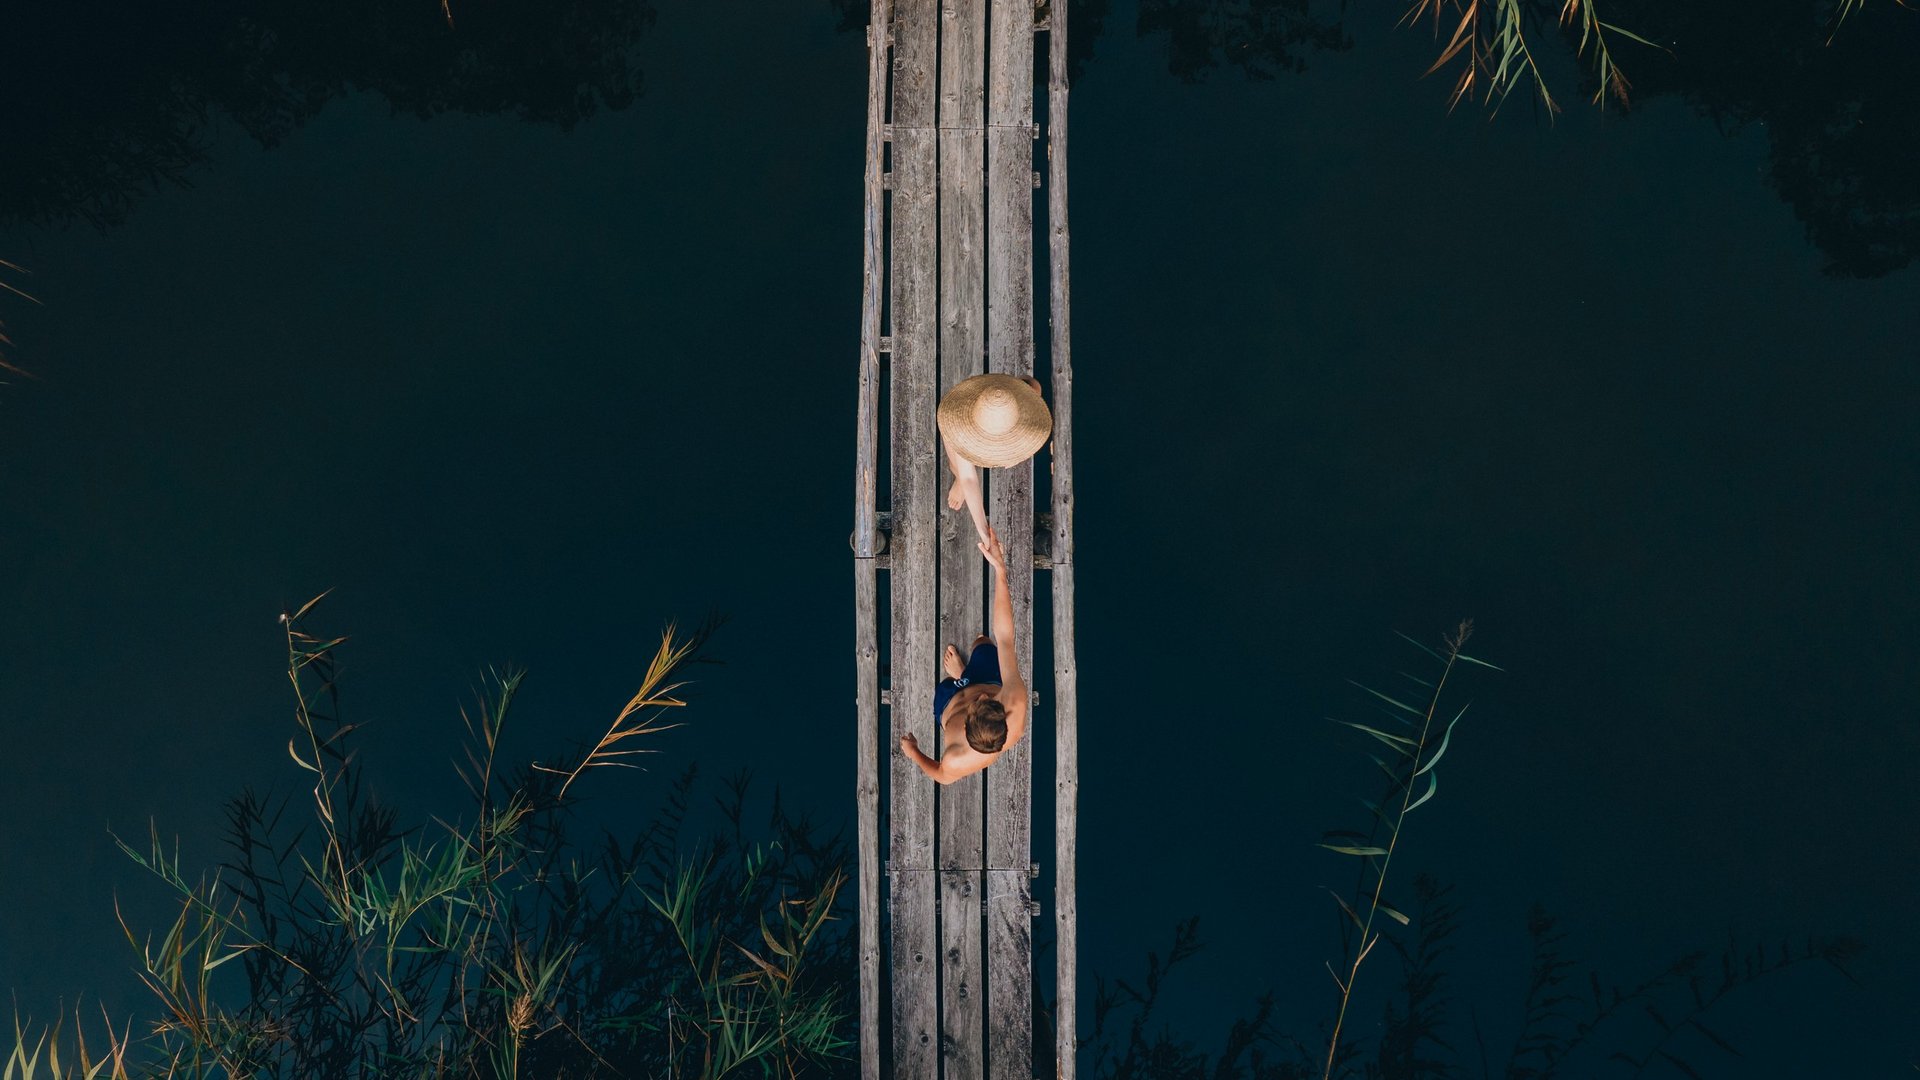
{"left": 984, "top": 0, "right": 1036, "bottom": 1076}
{"left": 1047, "top": 0, "right": 1078, "bottom": 1072}
{"left": 855, "top": 7, "right": 894, "bottom": 1080}
{"left": 888, "top": 0, "right": 940, "bottom": 1073}
{"left": 937, "top": 0, "right": 989, "bottom": 1077}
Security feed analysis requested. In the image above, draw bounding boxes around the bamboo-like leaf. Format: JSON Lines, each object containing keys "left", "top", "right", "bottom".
{"left": 1454, "top": 652, "right": 1504, "bottom": 671}
{"left": 1323, "top": 888, "right": 1363, "bottom": 931}
{"left": 1405, "top": 771, "right": 1439, "bottom": 813}
{"left": 289, "top": 589, "right": 335, "bottom": 624}
{"left": 1415, "top": 707, "right": 1466, "bottom": 777}
{"left": 203, "top": 944, "right": 255, "bottom": 972}
{"left": 1343, "top": 721, "right": 1415, "bottom": 751}
{"left": 760, "top": 919, "right": 792, "bottom": 960}
{"left": 1378, "top": 902, "right": 1410, "bottom": 926}
{"left": 286, "top": 739, "right": 318, "bottom": 773}
{"left": 1349, "top": 682, "right": 1424, "bottom": 717}
{"left": 1318, "top": 844, "right": 1389, "bottom": 857}
{"left": 1598, "top": 19, "right": 1660, "bottom": 48}
{"left": 1393, "top": 630, "right": 1444, "bottom": 661}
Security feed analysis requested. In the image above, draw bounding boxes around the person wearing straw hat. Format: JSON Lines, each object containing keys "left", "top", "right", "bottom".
{"left": 899, "top": 522, "right": 1029, "bottom": 784}
{"left": 937, "top": 372, "right": 1052, "bottom": 545}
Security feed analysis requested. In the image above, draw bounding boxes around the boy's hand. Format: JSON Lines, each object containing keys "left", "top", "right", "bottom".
{"left": 900, "top": 732, "right": 920, "bottom": 755}
{"left": 978, "top": 525, "right": 1007, "bottom": 573}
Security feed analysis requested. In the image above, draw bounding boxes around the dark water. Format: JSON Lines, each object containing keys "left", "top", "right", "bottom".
{"left": 2, "top": 0, "right": 1916, "bottom": 1075}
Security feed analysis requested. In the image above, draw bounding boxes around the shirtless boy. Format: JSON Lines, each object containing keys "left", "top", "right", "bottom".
{"left": 898, "top": 524, "right": 1029, "bottom": 784}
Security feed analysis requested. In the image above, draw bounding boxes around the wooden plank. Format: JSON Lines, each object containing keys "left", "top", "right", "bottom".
{"left": 985, "top": 868, "right": 1036, "bottom": 1080}
{"left": 855, "top": 560, "right": 883, "bottom": 1080}
{"left": 856, "top": 8, "right": 893, "bottom": 1080}
{"left": 938, "top": 1, "right": 990, "bottom": 1079}
{"left": 1046, "top": 4, "right": 1077, "bottom": 1078}
{"left": 855, "top": 0, "right": 893, "bottom": 562}
{"left": 986, "top": 0, "right": 1035, "bottom": 128}
{"left": 889, "top": 872, "right": 939, "bottom": 1077}
{"left": 888, "top": 0, "right": 939, "bottom": 1074}
{"left": 984, "top": 0, "right": 1035, "bottom": 913}
{"left": 984, "top": 3, "right": 1037, "bottom": 1077}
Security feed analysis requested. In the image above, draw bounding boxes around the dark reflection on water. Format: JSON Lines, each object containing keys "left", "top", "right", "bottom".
{"left": 7, "top": 0, "right": 1914, "bottom": 275}
{"left": 0, "top": 0, "right": 655, "bottom": 230}
{"left": 0, "top": 0, "right": 1912, "bottom": 1068}
{"left": 1597, "top": 0, "right": 1920, "bottom": 277}
{"left": 834, "top": 0, "right": 1920, "bottom": 277}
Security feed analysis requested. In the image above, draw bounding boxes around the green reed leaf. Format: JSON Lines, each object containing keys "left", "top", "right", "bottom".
{"left": 1318, "top": 844, "right": 1389, "bottom": 857}
{"left": 1323, "top": 888, "right": 1363, "bottom": 931}
{"left": 1406, "top": 771, "right": 1439, "bottom": 813}
{"left": 1343, "top": 721, "right": 1415, "bottom": 751}
{"left": 1415, "top": 707, "right": 1466, "bottom": 777}
{"left": 1350, "top": 682, "right": 1424, "bottom": 717}
{"left": 1393, "top": 631, "right": 1443, "bottom": 661}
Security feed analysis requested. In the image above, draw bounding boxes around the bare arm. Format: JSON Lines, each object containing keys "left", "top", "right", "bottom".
{"left": 980, "top": 525, "right": 1019, "bottom": 662}
{"left": 900, "top": 733, "right": 983, "bottom": 785}
{"left": 978, "top": 527, "right": 1028, "bottom": 750}
{"left": 899, "top": 733, "right": 948, "bottom": 783}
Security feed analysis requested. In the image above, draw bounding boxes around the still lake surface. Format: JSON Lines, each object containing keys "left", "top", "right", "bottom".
{"left": 1, "top": 0, "right": 1915, "bottom": 1074}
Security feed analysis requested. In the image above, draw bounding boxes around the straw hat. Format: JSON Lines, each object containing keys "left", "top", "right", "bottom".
{"left": 937, "top": 373, "right": 1053, "bottom": 468}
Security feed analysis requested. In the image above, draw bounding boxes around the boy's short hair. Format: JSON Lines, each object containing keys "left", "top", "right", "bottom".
{"left": 965, "top": 697, "right": 1008, "bottom": 754}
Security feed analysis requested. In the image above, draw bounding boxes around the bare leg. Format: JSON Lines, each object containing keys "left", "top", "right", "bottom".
{"left": 942, "top": 441, "right": 992, "bottom": 544}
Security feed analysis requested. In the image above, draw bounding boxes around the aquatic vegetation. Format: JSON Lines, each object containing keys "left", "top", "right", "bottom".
{"left": 4, "top": 1006, "right": 132, "bottom": 1080}
{"left": 12, "top": 597, "right": 853, "bottom": 1078}
{"left": 1317, "top": 622, "right": 1487, "bottom": 1079}
{"left": 1075, "top": 627, "right": 1863, "bottom": 1080}
{"left": 1403, "top": 0, "right": 1660, "bottom": 110}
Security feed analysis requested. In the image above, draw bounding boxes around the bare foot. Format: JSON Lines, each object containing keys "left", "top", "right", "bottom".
{"left": 943, "top": 644, "right": 966, "bottom": 679}
{"left": 947, "top": 475, "right": 966, "bottom": 511}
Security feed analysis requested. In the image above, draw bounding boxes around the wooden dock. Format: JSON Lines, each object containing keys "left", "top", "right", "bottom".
{"left": 852, "top": 0, "right": 1075, "bottom": 1076}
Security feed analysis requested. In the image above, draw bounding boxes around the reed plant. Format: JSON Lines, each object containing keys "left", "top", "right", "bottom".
{"left": 1316, "top": 621, "right": 1489, "bottom": 1078}
{"left": 1077, "top": 624, "right": 1862, "bottom": 1080}
{"left": 1400, "top": 0, "right": 1658, "bottom": 110}
{"left": 12, "top": 595, "right": 853, "bottom": 1078}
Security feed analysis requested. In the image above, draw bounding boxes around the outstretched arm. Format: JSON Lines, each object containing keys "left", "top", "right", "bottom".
{"left": 979, "top": 527, "right": 1028, "bottom": 745}
{"left": 944, "top": 441, "right": 992, "bottom": 544}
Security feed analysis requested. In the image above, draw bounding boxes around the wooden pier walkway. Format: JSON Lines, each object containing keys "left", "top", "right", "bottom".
{"left": 852, "top": 0, "right": 1075, "bottom": 1076}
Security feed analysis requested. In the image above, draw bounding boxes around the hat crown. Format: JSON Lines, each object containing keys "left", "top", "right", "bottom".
{"left": 974, "top": 388, "right": 1019, "bottom": 435}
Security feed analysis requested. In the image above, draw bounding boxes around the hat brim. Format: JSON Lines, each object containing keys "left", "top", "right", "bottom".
{"left": 937, "top": 374, "right": 1053, "bottom": 468}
